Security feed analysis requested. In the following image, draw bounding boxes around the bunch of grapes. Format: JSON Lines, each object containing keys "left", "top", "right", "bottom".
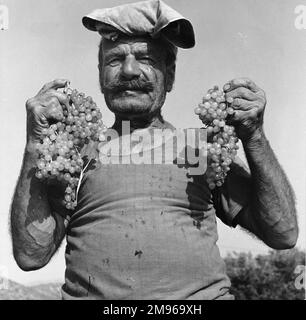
{"left": 194, "top": 85, "right": 239, "bottom": 189}
{"left": 34, "top": 86, "right": 107, "bottom": 210}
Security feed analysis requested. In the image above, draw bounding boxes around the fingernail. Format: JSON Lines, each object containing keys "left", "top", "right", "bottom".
{"left": 224, "top": 84, "right": 230, "bottom": 91}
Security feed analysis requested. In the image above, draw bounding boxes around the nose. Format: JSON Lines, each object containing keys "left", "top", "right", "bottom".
{"left": 121, "top": 55, "right": 141, "bottom": 80}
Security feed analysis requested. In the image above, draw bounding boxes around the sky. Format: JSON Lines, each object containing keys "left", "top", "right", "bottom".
{"left": 0, "top": 0, "right": 305, "bottom": 285}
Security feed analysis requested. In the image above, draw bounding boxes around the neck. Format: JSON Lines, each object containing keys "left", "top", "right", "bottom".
{"left": 112, "top": 112, "right": 173, "bottom": 135}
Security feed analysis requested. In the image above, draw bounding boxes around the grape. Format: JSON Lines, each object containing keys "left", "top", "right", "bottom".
{"left": 195, "top": 85, "right": 239, "bottom": 189}
{"left": 227, "top": 107, "right": 235, "bottom": 115}
{"left": 34, "top": 84, "right": 106, "bottom": 210}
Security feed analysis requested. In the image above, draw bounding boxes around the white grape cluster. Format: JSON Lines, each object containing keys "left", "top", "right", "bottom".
{"left": 34, "top": 87, "right": 106, "bottom": 210}
{"left": 194, "top": 86, "right": 239, "bottom": 189}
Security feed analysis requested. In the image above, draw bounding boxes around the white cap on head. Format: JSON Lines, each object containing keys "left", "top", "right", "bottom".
{"left": 82, "top": 0, "right": 195, "bottom": 49}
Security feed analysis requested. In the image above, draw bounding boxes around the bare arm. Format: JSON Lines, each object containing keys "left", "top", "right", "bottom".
{"left": 10, "top": 79, "right": 70, "bottom": 270}
{"left": 10, "top": 144, "right": 68, "bottom": 270}
{"left": 224, "top": 78, "right": 298, "bottom": 249}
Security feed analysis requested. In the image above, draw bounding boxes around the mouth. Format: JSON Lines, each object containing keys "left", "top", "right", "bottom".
{"left": 114, "top": 89, "right": 149, "bottom": 95}
{"left": 124, "top": 89, "right": 146, "bottom": 93}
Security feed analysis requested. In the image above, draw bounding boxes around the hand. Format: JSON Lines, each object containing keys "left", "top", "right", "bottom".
{"left": 223, "top": 78, "right": 266, "bottom": 142}
{"left": 25, "top": 79, "right": 70, "bottom": 145}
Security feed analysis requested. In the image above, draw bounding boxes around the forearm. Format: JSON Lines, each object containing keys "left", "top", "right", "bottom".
{"left": 10, "top": 143, "right": 65, "bottom": 270}
{"left": 239, "top": 129, "right": 298, "bottom": 249}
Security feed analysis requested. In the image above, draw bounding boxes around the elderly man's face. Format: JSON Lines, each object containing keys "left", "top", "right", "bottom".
{"left": 99, "top": 36, "right": 175, "bottom": 119}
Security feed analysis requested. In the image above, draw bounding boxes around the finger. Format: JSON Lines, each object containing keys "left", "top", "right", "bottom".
{"left": 223, "top": 78, "right": 260, "bottom": 93}
{"left": 225, "top": 87, "right": 257, "bottom": 101}
{"left": 226, "top": 110, "right": 243, "bottom": 124}
{"left": 41, "top": 97, "right": 64, "bottom": 121}
{"left": 44, "top": 90, "right": 70, "bottom": 108}
{"left": 227, "top": 109, "right": 259, "bottom": 124}
{"left": 231, "top": 98, "right": 254, "bottom": 110}
{"left": 38, "top": 79, "right": 70, "bottom": 94}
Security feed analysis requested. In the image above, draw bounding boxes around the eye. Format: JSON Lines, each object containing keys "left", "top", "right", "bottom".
{"left": 137, "top": 56, "right": 155, "bottom": 64}
{"left": 106, "top": 57, "right": 122, "bottom": 66}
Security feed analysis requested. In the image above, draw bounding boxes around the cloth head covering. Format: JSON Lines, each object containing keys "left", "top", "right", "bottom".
{"left": 82, "top": 0, "right": 195, "bottom": 49}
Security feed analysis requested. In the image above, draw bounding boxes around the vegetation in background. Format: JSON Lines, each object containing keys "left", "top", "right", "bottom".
{"left": 225, "top": 248, "right": 305, "bottom": 300}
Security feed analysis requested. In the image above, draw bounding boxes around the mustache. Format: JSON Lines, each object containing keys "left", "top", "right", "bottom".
{"left": 103, "top": 78, "right": 154, "bottom": 93}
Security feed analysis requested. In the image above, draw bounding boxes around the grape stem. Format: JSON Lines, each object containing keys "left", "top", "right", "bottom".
{"left": 75, "top": 158, "right": 92, "bottom": 203}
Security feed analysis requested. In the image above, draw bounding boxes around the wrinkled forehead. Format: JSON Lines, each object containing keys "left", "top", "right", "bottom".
{"left": 101, "top": 35, "right": 168, "bottom": 57}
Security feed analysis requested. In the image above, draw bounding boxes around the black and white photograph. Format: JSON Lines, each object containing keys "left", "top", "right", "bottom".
{"left": 0, "top": 0, "right": 305, "bottom": 304}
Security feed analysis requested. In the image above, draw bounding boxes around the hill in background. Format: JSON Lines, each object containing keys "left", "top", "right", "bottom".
{"left": 0, "top": 278, "right": 61, "bottom": 300}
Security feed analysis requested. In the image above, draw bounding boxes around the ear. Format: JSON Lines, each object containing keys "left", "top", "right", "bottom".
{"left": 166, "top": 63, "right": 176, "bottom": 92}
{"left": 98, "top": 63, "right": 105, "bottom": 93}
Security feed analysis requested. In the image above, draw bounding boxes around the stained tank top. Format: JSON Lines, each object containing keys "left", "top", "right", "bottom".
{"left": 60, "top": 129, "right": 250, "bottom": 299}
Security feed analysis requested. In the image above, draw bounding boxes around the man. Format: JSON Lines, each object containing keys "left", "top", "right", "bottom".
{"left": 10, "top": 0, "right": 298, "bottom": 300}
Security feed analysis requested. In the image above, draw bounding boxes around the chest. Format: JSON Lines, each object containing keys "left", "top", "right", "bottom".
{"left": 77, "top": 162, "right": 212, "bottom": 211}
